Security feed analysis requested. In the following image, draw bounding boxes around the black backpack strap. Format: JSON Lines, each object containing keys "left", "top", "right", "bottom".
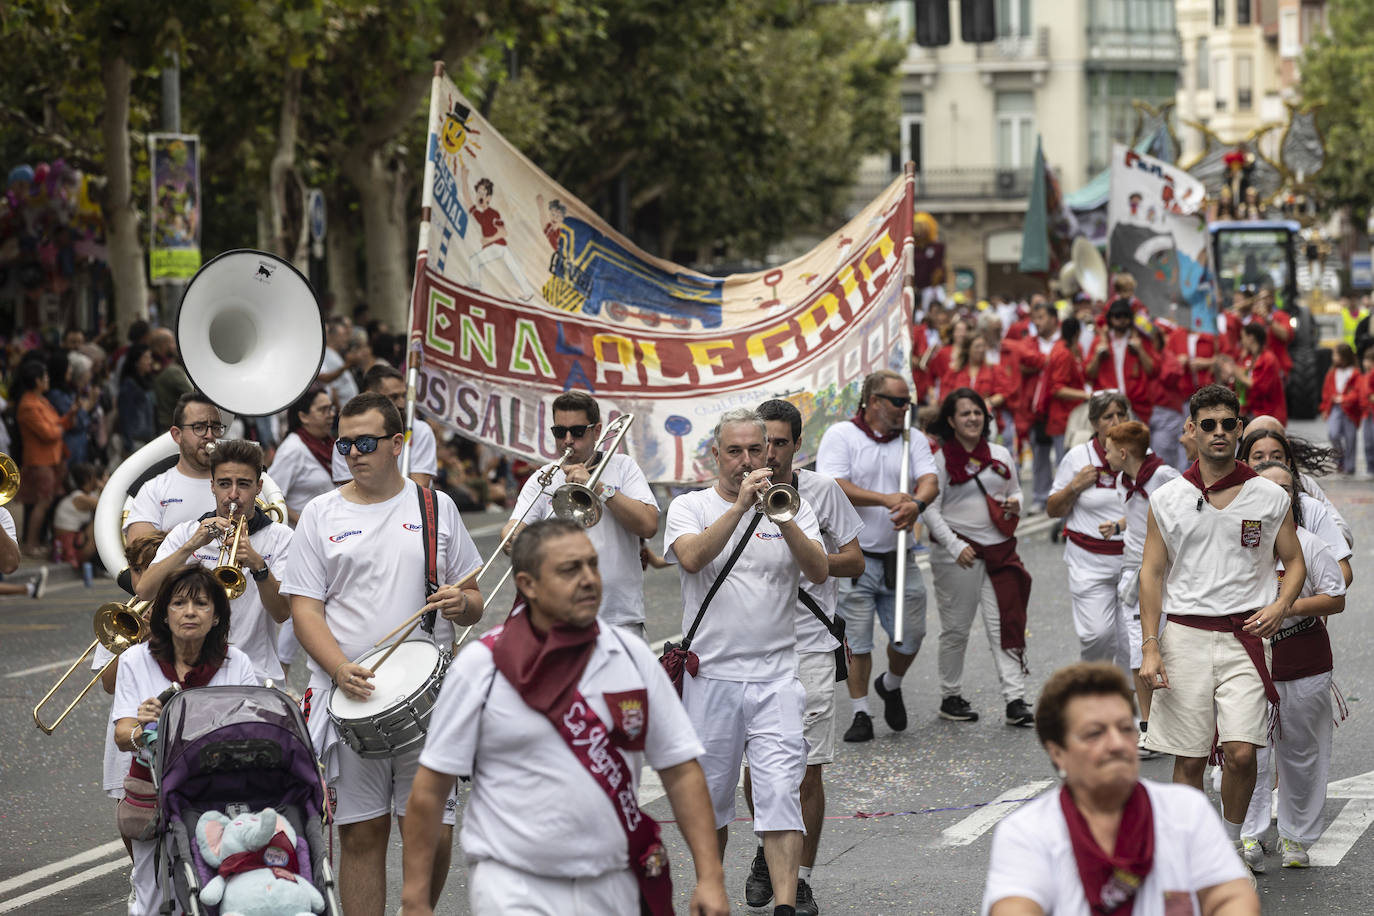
{"left": 417, "top": 485, "right": 440, "bottom": 634}
{"left": 797, "top": 588, "right": 841, "bottom": 640}
{"left": 681, "top": 510, "right": 763, "bottom": 652}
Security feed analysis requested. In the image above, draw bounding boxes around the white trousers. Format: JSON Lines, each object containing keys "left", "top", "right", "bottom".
{"left": 1065, "top": 542, "right": 1127, "bottom": 670}
{"left": 129, "top": 837, "right": 164, "bottom": 915}
{"left": 469, "top": 858, "right": 636, "bottom": 914}
{"left": 931, "top": 551, "right": 1025, "bottom": 702}
{"left": 1242, "top": 672, "right": 1333, "bottom": 846}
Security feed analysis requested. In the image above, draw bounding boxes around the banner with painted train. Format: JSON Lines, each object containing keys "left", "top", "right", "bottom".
{"left": 407, "top": 69, "right": 914, "bottom": 484}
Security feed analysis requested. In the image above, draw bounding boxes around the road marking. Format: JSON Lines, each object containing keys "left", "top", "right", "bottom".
{"left": 1309, "top": 799, "right": 1374, "bottom": 867}
{"left": 639, "top": 768, "right": 665, "bottom": 806}
{"left": 0, "top": 859, "right": 127, "bottom": 913}
{"left": 0, "top": 622, "right": 62, "bottom": 633}
{"left": 0, "top": 840, "right": 125, "bottom": 899}
{"left": 939, "top": 780, "right": 1053, "bottom": 847}
{"left": 5, "top": 656, "right": 86, "bottom": 679}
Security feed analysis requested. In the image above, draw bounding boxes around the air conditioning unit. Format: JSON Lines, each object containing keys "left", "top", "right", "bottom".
{"left": 996, "top": 169, "right": 1018, "bottom": 192}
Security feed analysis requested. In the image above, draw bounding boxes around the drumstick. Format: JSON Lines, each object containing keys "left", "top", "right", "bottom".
{"left": 370, "top": 568, "right": 482, "bottom": 648}
{"left": 368, "top": 617, "right": 424, "bottom": 674}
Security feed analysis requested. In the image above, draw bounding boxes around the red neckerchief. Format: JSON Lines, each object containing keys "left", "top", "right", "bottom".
{"left": 941, "top": 436, "right": 1010, "bottom": 485}
{"left": 1121, "top": 455, "right": 1165, "bottom": 502}
{"left": 217, "top": 829, "right": 302, "bottom": 882}
{"left": 489, "top": 607, "right": 598, "bottom": 717}
{"left": 294, "top": 428, "right": 335, "bottom": 471}
{"left": 1090, "top": 437, "right": 1119, "bottom": 489}
{"left": 1181, "top": 459, "right": 1257, "bottom": 506}
{"left": 156, "top": 656, "right": 222, "bottom": 689}
{"left": 1060, "top": 782, "right": 1155, "bottom": 915}
{"left": 851, "top": 410, "right": 900, "bottom": 443}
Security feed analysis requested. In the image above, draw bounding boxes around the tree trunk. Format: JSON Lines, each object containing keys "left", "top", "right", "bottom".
{"left": 325, "top": 188, "right": 362, "bottom": 317}
{"left": 343, "top": 147, "right": 411, "bottom": 333}
{"left": 269, "top": 66, "right": 302, "bottom": 261}
{"left": 101, "top": 56, "right": 147, "bottom": 335}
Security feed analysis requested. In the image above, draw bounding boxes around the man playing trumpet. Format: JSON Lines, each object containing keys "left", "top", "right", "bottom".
{"left": 135, "top": 438, "right": 293, "bottom": 685}
{"left": 501, "top": 391, "right": 659, "bottom": 638}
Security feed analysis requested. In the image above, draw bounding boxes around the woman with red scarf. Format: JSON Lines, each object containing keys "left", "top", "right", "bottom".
{"left": 112, "top": 566, "right": 256, "bottom": 916}
{"left": 983, "top": 662, "right": 1256, "bottom": 915}
{"left": 266, "top": 386, "right": 337, "bottom": 526}
{"left": 923, "top": 389, "right": 1034, "bottom": 727}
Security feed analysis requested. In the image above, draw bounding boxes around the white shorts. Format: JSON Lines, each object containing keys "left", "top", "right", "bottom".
{"left": 469, "top": 858, "right": 635, "bottom": 915}
{"left": 329, "top": 742, "right": 458, "bottom": 826}
{"left": 743, "top": 651, "right": 836, "bottom": 767}
{"left": 1144, "top": 620, "right": 1272, "bottom": 757}
{"left": 682, "top": 674, "right": 806, "bottom": 833}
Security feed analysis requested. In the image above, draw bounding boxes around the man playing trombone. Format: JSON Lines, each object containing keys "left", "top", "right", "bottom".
{"left": 664, "top": 407, "right": 827, "bottom": 916}
{"left": 135, "top": 439, "right": 293, "bottom": 685}
{"left": 500, "top": 391, "right": 659, "bottom": 638}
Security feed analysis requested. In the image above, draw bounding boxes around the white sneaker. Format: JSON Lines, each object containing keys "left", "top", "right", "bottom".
{"left": 1240, "top": 836, "right": 1266, "bottom": 873}
{"left": 1233, "top": 840, "right": 1259, "bottom": 887}
{"left": 1137, "top": 730, "right": 1161, "bottom": 760}
{"left": 1280, "top": 836, "right": 1309, "bottom": 868}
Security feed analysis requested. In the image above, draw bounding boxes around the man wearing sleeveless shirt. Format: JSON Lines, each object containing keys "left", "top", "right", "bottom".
{"left": 1139, "top": 385, "right": 1304, "bottom": 868}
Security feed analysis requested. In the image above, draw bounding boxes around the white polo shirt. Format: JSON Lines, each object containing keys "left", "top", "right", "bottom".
{"left": 663, "top": 487, "right": 822, "bottom": 681}
{"left": 280, "top": 480, "right": 482, "bottom": 692}
{"left": 794, "top": 469, "right": 863, "bottom": 654}
{"left": 124, "top": 466, "right": 216, "bottom": 535}
{"left": 419, "top": 624, "right": 703, "bottom": 878}
{"left": 508, "top": 453, "right": 658, "bottom": 628}
{"left": 331, "top": 419, "right": 437, "bottom": 483}
{"left": 814, "top": 420, "right": 937, "bottom": 554}
{"left": 1150, "top": 474, "right": 1291, "bottom": 617}
{"left": 154, "top": 515, "right": 295, "bottom": 683}
{"left": 268, "top": 433, "right": 337, "bottom": 517}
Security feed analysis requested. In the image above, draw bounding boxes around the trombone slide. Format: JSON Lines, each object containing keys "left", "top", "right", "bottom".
{"left": 32, "top": 639, "right": 108, "bottom": 735}
{"left": 32, "top": 599, "right": 151, "bottom": 734}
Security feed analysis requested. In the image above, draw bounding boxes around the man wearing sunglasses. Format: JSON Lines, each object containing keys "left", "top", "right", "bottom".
{"left": 283, "top": 391, "right": 484, "bottom": 916}
{"left": 125, "top": 391, "right": 226, "bottom": 545}
{"left": 331, "top": 364, "right": 437, "bottom": 488}
{"left": 500, "top": 391, "right": 659, "bottom": 638}
{"left": 1139, "top": 384, "right": 1304, "bottom": 872}
{"left": 815, "top": 370, "right": 938, "bottom": 742}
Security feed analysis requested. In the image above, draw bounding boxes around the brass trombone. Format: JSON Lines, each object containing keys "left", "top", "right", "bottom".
{"left": 212, "top": 505, "right": 248, "bottom": 599}
{"left": 33, "top": 599, "right": 151, "bottom": 733}
{"left": 0, "top": 452, "right": 19, "bottom": 505}
{"left": 550, "top": 414, "right": 636, "bottom": 528}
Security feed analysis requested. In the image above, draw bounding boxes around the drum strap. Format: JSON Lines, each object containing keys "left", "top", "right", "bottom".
{"left": 417, "top": 485, "right": 440, "bottom": 634}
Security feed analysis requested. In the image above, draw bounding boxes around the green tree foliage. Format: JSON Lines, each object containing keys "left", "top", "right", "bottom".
{"left": 487, "top": 0, "right": 904, "bottom": 260}
{"left": 1298, "top": 0, "right": 1374, "bottom": 214}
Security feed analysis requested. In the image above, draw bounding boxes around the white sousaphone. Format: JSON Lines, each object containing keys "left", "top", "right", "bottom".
{"left": 1056, "top": 236, "right": 1109, "bottom": 304}
{"left": 95, "top": 250, "right": 325, "bottom": 578}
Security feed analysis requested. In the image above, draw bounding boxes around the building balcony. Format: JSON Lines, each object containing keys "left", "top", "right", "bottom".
{"left": 849, "top": 166, "right": 1033, "bottom": 216}
{"left": 974, "top": 27, "right": 1052, "bottom": 85}
{"left": 1086, "top": 27, "right": 1183, "bottom": 67}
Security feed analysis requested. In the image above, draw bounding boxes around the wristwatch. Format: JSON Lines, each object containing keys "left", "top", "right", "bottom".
{"left": 250, "top": 565, "right": 270, "bottom": 582}
{"left": 914, "top": 498, "right": 928, "bottom": 515}
{"left": 598, "top": 483, "right": 617, "bottom": 501}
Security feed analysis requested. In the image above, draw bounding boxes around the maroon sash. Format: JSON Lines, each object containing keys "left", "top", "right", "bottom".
{"left": 218, "top": 829, "right": 303, "bottom": 884}
{"left": 1169, "top": 613, "right": 1280, "bottom": 708}
{"left": 952, "top": 530, "right": 1031, "bottom": 674}
{"left": 1066, "top": 529, "right": 1125, "bottom": 556}
{"left": 1270, "top": 569, "right": 1333, "bottom": 681}
{"left": 483, "top": 626, "right": 671, "bottom": 915}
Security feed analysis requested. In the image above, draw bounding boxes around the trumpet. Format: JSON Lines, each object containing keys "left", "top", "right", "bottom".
{"left": 0, "top": 452, "right": 18, "bottom": 506}
{"left": 212, "top": 504, "right": 248, "bottom": 600}
{"left": 33, "top": 599, "right": 151, "bottom": 733}
{"left": 550, "top": 414, "right": 636, "bottom": 529}
{"left": 756, "top": 483, "right": 801, "bottom": 523}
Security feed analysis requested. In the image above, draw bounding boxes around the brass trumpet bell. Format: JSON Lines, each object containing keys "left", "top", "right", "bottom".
{"left": 212, "top": 512, "right": 248, "bottom": 599}
{"left": 756, "top": 483, "right": 800, "bottom": 523}
{"left": 0, "top": 452, "right": 19, "bottom": 506}
{"left": 33, "top": 600, "right": 151, "bottom": 734}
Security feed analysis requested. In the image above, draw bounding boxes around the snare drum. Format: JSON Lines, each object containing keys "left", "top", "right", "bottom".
{"left": 328, "top": 639, "right": 451, "bottom": 759}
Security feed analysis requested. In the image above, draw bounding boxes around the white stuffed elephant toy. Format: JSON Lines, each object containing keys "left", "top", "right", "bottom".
{"left": 195, "top": 807, "right": 325, "bottom": 916}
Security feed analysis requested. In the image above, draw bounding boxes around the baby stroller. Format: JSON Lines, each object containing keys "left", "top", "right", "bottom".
{"left": 151, "top": 685, "right": 341, "bottom": 916}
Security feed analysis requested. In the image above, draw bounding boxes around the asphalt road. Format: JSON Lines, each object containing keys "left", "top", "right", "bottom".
{"left": 3, "top": 418, "right": 1371, "bottom": 914}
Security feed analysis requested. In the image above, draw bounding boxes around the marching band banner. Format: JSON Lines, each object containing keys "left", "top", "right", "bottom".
{"left": 408, "top": 69, "right": 915, "bottom": 483}
{"left": 1106, "top": 143, "right": 1216, "bottom": 332}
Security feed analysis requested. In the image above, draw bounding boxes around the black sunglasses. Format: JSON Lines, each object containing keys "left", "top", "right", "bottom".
{"left": 335, "top": 434, "right": 390, "bottom": 455}
{"left": 873, "top": 394, "right": 911, "bottom": 409}
{"left": 550, "top": 424, "right": 593, "bottom": 439}
{"left": 1198, "top": 417, "right": 1240, "bottom": 433}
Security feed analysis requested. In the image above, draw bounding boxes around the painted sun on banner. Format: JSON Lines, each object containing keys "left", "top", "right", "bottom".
{"left": 409, "top": 68, "right": 915, "bottom": 483}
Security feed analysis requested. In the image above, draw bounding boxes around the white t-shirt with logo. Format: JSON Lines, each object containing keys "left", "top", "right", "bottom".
{"left": 113, "top": 644, "right": 257, "bottom": 726}
{"left": 154, "top": 516, "right": 295, "bottom": 683}
{"left": 269, "top": 433, "right": 337, "bottom": 517}
{"left": 280, "top": 480, "right": 482, "bottom": 691}
{"left": 508, "top": 453, "right": 659, "bottom": 628}
{"left": 794, "top": 469, "right": 863, "bottom": 654}
{"left": 814, "top": 420, "right": 938, "bottom": 554}
{"left": 982, "top": 780, "right": 1246, "bottom": 916}
{"left": 664, "top": 487, "right": 821, "bottom": 681}
{"left": 124, "top": 466, "right": 215, "bottom": 535}
{"left": 332, "top": 419, "right": 438, "bottom": 483}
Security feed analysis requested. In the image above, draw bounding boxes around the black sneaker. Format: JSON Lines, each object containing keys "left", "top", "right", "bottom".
{"left": 939, "top": 695, "right": 979, "bottom": 722}
{"left": 795, "top": 878, "right": 819, "bottom": 916}
{"left": 773, "top": 907, "right": 796, "bottom": 916}
{"left": 745, "top": 846, "right": 772, "bottom": 908}
{"left": 1005, "top": 699, "right": 1035, "bottom": 727}
{"left": 842, "top": 711, "right": 874, "bottom": 743}
{"left": 873, "top": 675, "right": 908, "bottom": 731}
